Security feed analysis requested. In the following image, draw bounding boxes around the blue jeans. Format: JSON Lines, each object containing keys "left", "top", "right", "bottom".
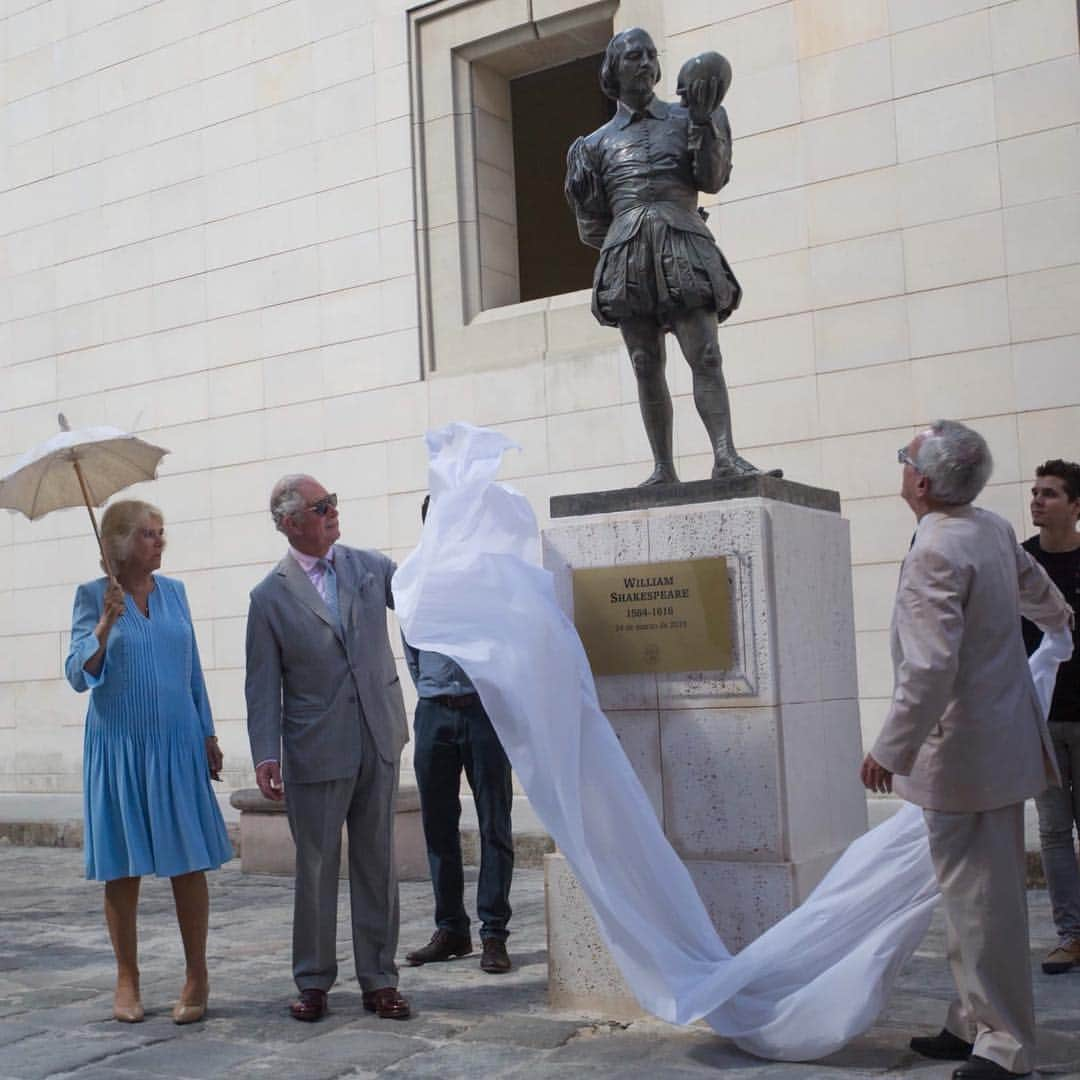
{"left": 413, "top": 696, "right": 513, "bottom": 940}
{"left": 1035, "top": 722, "right": 1080, "bottom": 944}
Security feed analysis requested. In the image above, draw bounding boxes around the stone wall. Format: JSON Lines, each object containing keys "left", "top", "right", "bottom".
{"left": 1, "top": 0, "right": 1078, "bottom": 793}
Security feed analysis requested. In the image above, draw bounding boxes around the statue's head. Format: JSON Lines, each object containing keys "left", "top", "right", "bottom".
{"left": 600, "top": 28, "right": 661, "bottom": 102}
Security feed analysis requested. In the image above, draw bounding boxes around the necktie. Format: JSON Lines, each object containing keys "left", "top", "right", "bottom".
{"left": 319, "top": 558, "right": 341, "bottom": 629}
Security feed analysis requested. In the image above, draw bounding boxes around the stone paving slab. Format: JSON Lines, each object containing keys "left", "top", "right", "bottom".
{"left": 0, "top": 846, "right": 1078, "bottom": 1079}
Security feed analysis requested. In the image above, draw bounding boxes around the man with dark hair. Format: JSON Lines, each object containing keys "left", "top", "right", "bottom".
{"left": 862, "top": 422, "right": 1072, "bottom": 1080}
{"left": 1023, "top": 459, "right": 1080, "bottom": 975}
{"left": 402, "top": 495, "right": 515, "bottom": 974}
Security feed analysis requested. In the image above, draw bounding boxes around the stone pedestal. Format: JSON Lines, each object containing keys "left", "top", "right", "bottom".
{"left": 229, "top": 781, "right": 429, "bottom": 882}
{"left": 541, "top": 477, "right": 867, "bottom": 1013}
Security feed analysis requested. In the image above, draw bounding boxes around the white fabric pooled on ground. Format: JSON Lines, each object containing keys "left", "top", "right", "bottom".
{"left": 392, "top": 422, "right": 1071, "bottom": 1061}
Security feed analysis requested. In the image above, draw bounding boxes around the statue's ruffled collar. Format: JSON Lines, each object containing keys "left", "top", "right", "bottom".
{"left": 613, "top": 97, "right": 670, "bottom": 128}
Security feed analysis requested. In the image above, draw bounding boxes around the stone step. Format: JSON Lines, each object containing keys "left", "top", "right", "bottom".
{"left": 0, "top": 792, "right": 554, "bottom": 869}
{"left": 459, "top": 795, "right": 553, "bottom": 869}
{"left": 0, "top": 793, "right": 1056, "bottom": 885}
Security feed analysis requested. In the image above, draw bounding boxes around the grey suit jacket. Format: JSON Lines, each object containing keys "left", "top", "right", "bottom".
{"left": 871, "top": 506, "right": 1072, "bottom": 813}
{"left": 244, "top": 545, "right": 409, "bottom": 784}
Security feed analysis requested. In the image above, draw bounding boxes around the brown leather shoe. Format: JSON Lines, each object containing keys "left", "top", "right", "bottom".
{"left": 405, "top": 929, "right": 473, "bottom": 965}
{"left": 362, "top": 986, "right": 411, "bottom": 1020}
{"left": 480, "top": 938, "right": 512, "bottom": 974}
{"left": 290, "top": 988, "right": 328, "bottom": 1022}
{"left": 1042, "top": 939, "right": 1080, "bottom": 974}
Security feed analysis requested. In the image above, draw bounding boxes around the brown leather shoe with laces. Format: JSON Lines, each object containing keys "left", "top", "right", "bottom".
{"left": 1042, "top": 939, "right": 1080, "bottom": 974}
{"left": 290, "top": 987, "right": 328, "bottom": 1022}
{"left": 362, "top": 986, "right": 411, "bottom": 1020}
{"left": 405, "top": 929, "right": 473, "bottom": 965}
{"left": 480, "top": 938, "right": 512, "bottom": 974}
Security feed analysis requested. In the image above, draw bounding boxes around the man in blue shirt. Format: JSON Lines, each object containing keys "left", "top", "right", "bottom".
{"left": 403, "top": 496, "right": 515, "bottom": 974}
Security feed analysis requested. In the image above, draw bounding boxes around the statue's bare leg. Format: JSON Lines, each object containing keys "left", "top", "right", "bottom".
{"left": 620, "top": 317, "right": 678, "bottom": 485}
{"left": 671, "top": 309, "right": 759, "bottom": 478}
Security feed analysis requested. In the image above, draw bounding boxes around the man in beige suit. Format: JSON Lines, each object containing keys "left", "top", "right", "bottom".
{"left": 861, "top": 420, "right": 1072, "bottom": 1080}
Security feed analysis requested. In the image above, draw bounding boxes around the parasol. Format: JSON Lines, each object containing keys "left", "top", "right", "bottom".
{"left": 0, "top": 414, "right": 169, "bottom": 578}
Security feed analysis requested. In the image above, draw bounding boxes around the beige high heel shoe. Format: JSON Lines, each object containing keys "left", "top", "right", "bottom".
{"left": 171, "top": 1000, "right": 206, "bottom": 1024}
{"left": 171, "top": 986, "right": 208, "bottom": 1025}
{"left": 113, "top": 993, "right": 144, "bottom": 1023}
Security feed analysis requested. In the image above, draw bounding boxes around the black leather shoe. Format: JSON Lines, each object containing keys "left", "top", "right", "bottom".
{"left": 952, "top": 1055, "right": 1030, "bottom": 1079}
{"left": 480, "top": 938, "right": 512, "bottom": 974}
{"left": 910, "top": 1028, "right": 975, "bottom": 1061}
{"left": 405, "top": 929, "right": 473, "bottom": 966}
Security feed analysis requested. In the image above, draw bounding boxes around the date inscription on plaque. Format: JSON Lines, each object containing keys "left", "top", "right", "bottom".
{"left": 572, "top": 557, "right": 731, "bottom": 676}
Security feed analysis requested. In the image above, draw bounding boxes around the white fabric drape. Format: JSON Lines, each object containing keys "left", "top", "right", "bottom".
{"left": 392, "top": 422, "right": 1071, "bottom": 1061}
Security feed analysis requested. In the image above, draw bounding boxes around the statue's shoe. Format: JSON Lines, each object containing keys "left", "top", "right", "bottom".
{"left": 712, "top": 456, "right": 783, "bottom": 480}
{"left": 639, "top": 464, "right": 679, "bottom": 487}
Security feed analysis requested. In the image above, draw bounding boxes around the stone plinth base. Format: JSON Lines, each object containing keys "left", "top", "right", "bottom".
{"left": 544, "top": 852, "right": 644, "bottom": 1018}
{"left": 229, "top": 782, "right": 428, "bottom": 881}
{"left": 544, "top": 843, "right": 853, "bottom": 1018}
{"left": 541, "top": 489, "right": 867, "bottom": 1012}
{"left": 550, "top": 474, "right": 839, "bottom": 518}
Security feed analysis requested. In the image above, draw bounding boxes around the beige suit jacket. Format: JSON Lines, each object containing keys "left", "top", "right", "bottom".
{"left": 871, "top": 505, "right": 1071, "bottom": 812}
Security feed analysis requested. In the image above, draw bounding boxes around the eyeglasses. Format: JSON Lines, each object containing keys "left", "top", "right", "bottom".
{"left": 896, "top": 448, "right": 920, "bottom": 471}
{"left": 304, "top": 493, "right": 338, "bottom": 517}
{"left": 138, "top": 527, "right": 165, "bottom": 540}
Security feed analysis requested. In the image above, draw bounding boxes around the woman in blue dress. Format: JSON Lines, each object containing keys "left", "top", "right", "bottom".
{"left": 65, "top": 499, "right": 232, "bottom": 1025}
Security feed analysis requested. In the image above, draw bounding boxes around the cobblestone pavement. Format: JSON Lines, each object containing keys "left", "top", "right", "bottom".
{"left": 1, "top": 846, "right": 1078, "bottom": 1079}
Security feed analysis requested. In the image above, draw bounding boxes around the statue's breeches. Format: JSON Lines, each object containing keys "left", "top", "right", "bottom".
{"left": 592, "top": 210, "right": 741, "bottom": 330}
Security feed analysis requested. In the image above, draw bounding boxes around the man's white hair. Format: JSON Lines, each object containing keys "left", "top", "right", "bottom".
{"left": 914, "top": 420, "right": 993, "bottom": 506}
{"left": 270, "top": 474, "right": 313, "bottom": 531}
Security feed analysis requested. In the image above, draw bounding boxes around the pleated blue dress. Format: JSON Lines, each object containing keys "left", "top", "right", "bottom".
{"left": 65, "top": 575, "right": 233, "bottom": 882}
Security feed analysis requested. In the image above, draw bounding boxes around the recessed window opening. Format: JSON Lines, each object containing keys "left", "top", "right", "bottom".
{"left": 469, "top": 12, "right": 615, "bottom": 313}
{"left": 509, "top": 54, "right": 615, "bottom": 305}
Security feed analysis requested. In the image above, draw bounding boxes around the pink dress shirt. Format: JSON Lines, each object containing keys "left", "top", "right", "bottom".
{"left": 288, "top": 543, "right": 336, "bottom": 605}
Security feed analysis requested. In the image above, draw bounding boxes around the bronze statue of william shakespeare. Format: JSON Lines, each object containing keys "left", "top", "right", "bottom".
{"left": 566, "top": 29, "right": 770, "bottom": 486}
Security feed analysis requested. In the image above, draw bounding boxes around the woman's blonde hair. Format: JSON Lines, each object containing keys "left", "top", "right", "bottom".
{"left": 100, "top": 499, "right": 165, "bottom": 572}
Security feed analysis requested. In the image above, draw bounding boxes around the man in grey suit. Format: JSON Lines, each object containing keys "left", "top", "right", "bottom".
{"left": 245, "top": 474, "right": 411, "bottom": 1022}
{"left": 861, "top": 421, "right": 1072, "bottom": 1080}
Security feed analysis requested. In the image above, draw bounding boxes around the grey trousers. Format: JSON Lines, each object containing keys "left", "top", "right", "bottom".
{"left": 1035, "top": 722, "right": 1080, "bottom": 945}
{"left": 285, "top": 720, "right": 400, "bottom": 994}
{"left": 925, "top": 802, "right": 1035, "bottom": 1074}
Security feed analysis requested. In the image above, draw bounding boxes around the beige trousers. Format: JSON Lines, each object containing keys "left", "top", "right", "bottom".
{"left": 924, "top": 802, "right": 1035, "bottom": 1074}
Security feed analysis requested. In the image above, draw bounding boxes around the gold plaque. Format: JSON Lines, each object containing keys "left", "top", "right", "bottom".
{"left": 572, "top": 557, "right": 731, "bottom": 676}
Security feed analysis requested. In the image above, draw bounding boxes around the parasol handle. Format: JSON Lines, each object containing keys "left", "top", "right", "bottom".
{"left": 71, "top": 458, "right": 116, "bottom": 581}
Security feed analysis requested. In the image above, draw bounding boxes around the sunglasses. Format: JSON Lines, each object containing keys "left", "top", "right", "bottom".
{"left": 304, "top": 493, "right": 338, "bottom": 516}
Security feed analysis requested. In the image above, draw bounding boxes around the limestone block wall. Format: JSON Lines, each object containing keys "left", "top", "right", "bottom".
{"left": 0, "top": 0, "right": 425, "bottom": 792}
{"left": 1, "top": 0, "right": 1078, "bottom": 793}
